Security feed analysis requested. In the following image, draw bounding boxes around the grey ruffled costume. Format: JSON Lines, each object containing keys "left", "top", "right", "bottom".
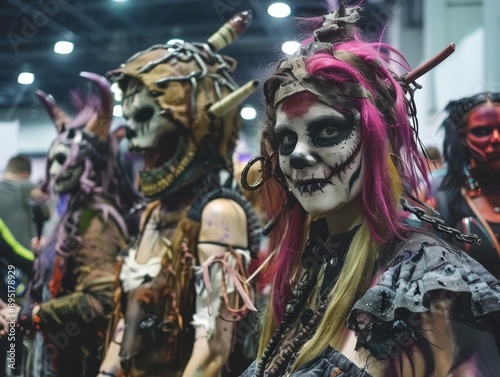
{"left": 242, "top": 231, "right": 500, "bottom": 376}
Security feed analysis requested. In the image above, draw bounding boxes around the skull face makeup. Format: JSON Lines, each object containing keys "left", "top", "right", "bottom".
{"left": 276, "top": 92, "right": 363, "bottom": 216}
{"left": 122, "top": 80, "right": 176, "bottom": 151}
{"left": 47, "top": 129, "right": 85, "bottom": 194}
{"left": 36, "top": 72, "right": 116, "bottom": 197}
{"left": 108, "top": 30, "right": 257, "bottom": 199}
{"left": 120, "top": 77, "right": 197, "bottom": 195}
{"left": 464, "top": 103, "right": 500, "bottom": 171}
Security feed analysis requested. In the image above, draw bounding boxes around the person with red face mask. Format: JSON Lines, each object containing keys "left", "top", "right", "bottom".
{"left": 436, "top": 93, "right": 500, "bottom": 278}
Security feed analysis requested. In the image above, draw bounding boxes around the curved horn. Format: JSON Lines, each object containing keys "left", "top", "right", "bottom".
{"left": 207, "top": 10, "right": 253, "bottom": 52}
{"left": 208, "top": 80, "right": 259, "bottom": 118}
{"left": 35, "top": 89, "right": 71, "bottom": 134}
{"left": 80, "top": 71, "right": 114, "bottom": 141}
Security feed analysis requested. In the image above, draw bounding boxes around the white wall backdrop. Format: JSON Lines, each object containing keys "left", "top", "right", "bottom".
{"left": 0, "top": 120, "right": 20, "bottom": 171}
{"left": 388, "top": 0, "right": 497, "bottom": 153}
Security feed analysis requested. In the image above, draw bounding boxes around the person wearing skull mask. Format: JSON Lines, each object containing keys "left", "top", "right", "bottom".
{"left": 432, "top": 93, "right": 500, "bottom": 279}
{"left": 239, "top": 5, "right": 500, "bottom": 377}
{"left": 17, "top": 73, "right": 137, "bottom": 377}
{"left": 99, "top": 11, "right": 261, "bottom": 377}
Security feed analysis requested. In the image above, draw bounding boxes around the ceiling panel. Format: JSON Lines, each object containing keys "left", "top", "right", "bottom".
{"left": 0, "top": 0, "right": 391, "bottom": 113}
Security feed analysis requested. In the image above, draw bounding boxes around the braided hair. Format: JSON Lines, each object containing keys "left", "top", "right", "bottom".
{"left": 441, "top": 92, "right": 500, "bottom": 222}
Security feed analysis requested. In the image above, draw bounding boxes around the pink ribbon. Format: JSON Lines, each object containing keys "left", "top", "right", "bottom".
{"left": 201, "top": 251, "right": 257, "bottom": 317}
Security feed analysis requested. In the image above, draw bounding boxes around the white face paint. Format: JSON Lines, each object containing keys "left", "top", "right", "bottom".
{"left": 48, "top": 133, "right": 84, "bottom": 194}
{"left": 275, "top": 98, "right": 364, "bottom": 216}
{"left": 122, "top": 83, "right": 177, "bottom": 151}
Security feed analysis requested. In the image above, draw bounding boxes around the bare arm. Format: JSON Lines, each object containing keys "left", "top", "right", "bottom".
{"left": 97, "top": 318, "right": 125, "bottom": 377}
{"left": 182, "top": 198, "right": 249, "bottom": 377}
{"left": 183, "top": 307, "right": 235, "bottom": 377}
{"left": 30, "top": 187, "right": 50, "bottom": 203}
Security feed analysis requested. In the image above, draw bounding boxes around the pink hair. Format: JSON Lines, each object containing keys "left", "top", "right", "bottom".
{"left": 263, "top": 37, "right": 428, "bottom": 323}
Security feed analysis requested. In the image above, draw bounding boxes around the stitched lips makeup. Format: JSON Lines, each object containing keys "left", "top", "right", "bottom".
{"left": 275, "top": 98, "right": 364, "bottom": 216}
{"left": 291, "top": 142, "right": 362, "bottom": 195}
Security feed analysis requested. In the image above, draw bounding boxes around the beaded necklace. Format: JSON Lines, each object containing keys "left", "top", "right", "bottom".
{"left": 255, "top": 223, "right": 358, "bottom": 377}
{"left": 254, "top": 270, "right": 318, "bottom": 377}
{"left": 465, "top": 168, "right": 500, "bottom": 195}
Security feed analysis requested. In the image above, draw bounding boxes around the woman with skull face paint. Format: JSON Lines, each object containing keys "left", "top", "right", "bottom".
{"left": 433, "top": 93, "right": 500, "bottom": 279}
{"left": 18, "top": 73, "right": 138, "bottom": 377}
{"left": 240, "top": 5, "right": 500, "bottom": 377}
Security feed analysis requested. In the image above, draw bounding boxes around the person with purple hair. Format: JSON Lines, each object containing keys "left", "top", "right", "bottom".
{"left": 240, "top": 5, "right": 500, "bottom": 377}
{"left": 17, "top": 73, "right": 140, "bottom": 377}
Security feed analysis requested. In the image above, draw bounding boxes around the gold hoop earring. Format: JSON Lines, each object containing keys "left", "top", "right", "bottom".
{"left": 240, "top": 155, "right": 264, "bottom": 191}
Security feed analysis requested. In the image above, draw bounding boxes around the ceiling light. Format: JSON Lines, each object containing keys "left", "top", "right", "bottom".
{"left": 240, "top": 106, "right": 257, "bottom": 120}
{"left": 281, "top": 41, "right": 300, "bottom": 55}
{"left": 113, "top": 105, "right": 123, "bottom": 117}
{"left": 18, "top": 72, "right": 34, "bottom": 85}
{"left": 112, "top": 0, "right": 127, "bottom": 2}
{"left": 267, "top": 2, "right": 291, "bottom": 18}
{"left": 54, "top": 41, "right": 74, "bottom": 54}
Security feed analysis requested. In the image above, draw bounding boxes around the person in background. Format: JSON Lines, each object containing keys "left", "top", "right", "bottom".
{"left": 18, "top": 73, "right": 133, "bottom": 377}
{"left": 434, "top": 92, "right": 500, "bottom": 278}
{"left": 0, "top": 217, "right": 36, "bottom": 376}
{"left": 0, "top": 156, "right": 49, "bottom": 377}
{"left": 0, "top": 155, "right": 49, "bottom": 250}
{"left": 99, "top": 10, "right": 261, "bottom": 377}
{"left": 0, "top": 217, "right": 35, "bottom": 302}
{"left": 241, "top": 5, "right": 500, "bottom": 377}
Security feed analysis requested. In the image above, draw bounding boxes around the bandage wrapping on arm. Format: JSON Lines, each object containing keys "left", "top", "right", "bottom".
{"left": 191, "top": 249, "right": 253, "bottom": 338}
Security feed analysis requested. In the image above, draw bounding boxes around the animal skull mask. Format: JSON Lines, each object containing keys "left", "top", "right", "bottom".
{"left": 108, "top": 11, "right": 256, "bottom": 199}
{"left": 37, "top": 72, "right": 113, "bottom": 195}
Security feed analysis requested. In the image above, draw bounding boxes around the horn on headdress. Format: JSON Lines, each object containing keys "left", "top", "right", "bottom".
{"left": 402, "top": 43, "right": 455, "bottom": 84}
{"left": 207, "top": 80, "right": 259, "bottom": 118}
{"left": 80, "top": 71, "right": 113, "bottom": 141}
{"left": 207, "top": 10, "right": 253, "bottom": 52}
{"left": 35, "top": 89, "right": 72, "bottom": 134}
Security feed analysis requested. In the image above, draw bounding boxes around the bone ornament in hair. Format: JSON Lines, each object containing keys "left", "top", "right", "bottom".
{"left": 108, "top": 10, "right": 258, "bottom": 199}
{"left": 267, "top": 5, "right": 455, "bottom": 114}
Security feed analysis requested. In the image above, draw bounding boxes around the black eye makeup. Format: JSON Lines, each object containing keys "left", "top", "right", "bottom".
{"left": 275, "top": 129, "right": 297, "bottom": 156}
{"left": 307, "top": 116, "right": 353, "bottom": 147}
{"left": 469, "top": 126, "right": 494, "bottom": 137}
{"left": 54, "top": 153, "right": 67, "bottom": 165}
